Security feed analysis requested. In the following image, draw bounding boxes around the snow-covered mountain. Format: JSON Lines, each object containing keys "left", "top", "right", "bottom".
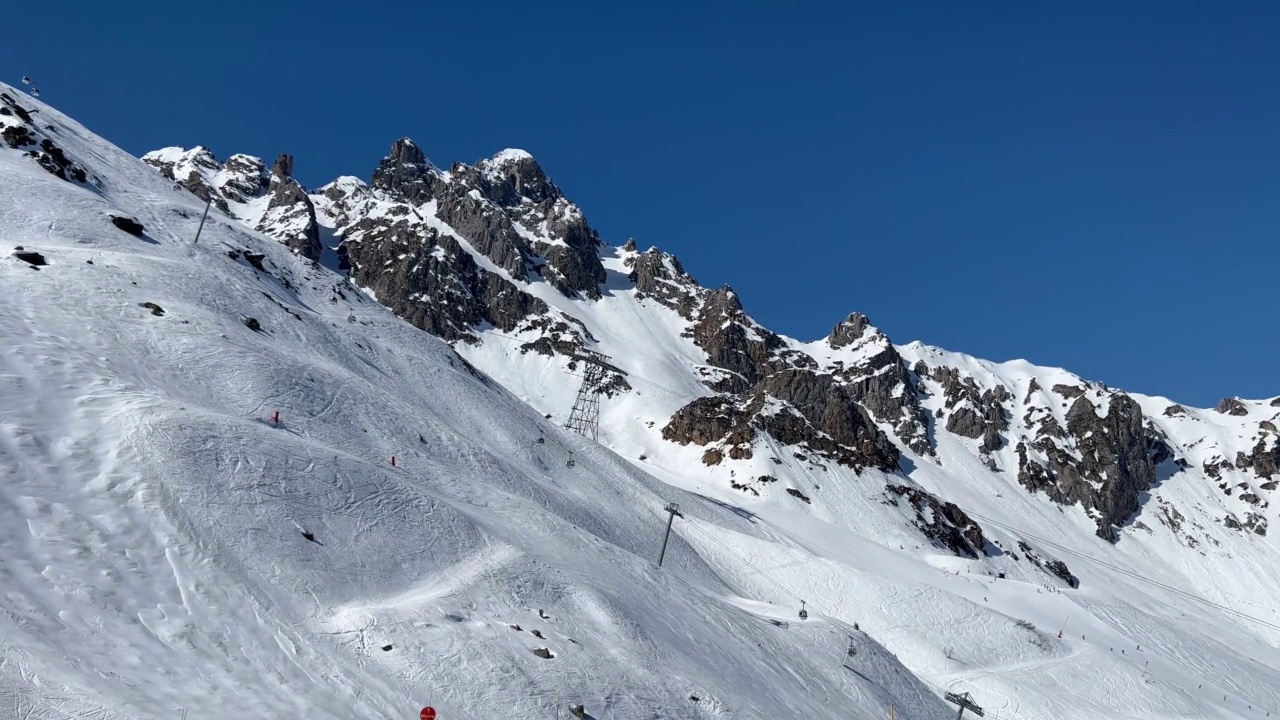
{"left": 1, "top": 82, "right": 1277, "bottom": 719}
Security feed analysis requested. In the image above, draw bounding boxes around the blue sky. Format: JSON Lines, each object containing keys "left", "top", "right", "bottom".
{"left": 11, "top": 1, "right": 1278, "bottom": 406}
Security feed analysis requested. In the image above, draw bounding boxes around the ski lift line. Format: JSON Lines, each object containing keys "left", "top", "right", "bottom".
{"left": 966, "top": 511, "right": 1280, "bottom": 633}
{"left": 678, "top": 518, "right": 808, "bottom": 607}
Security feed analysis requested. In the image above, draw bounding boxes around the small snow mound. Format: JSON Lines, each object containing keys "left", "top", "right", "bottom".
{"left": 491, "top": 148, "right": 534, "bottom": 164}
{"left": 141, "top": 146, "right": 192, "bottom": 163}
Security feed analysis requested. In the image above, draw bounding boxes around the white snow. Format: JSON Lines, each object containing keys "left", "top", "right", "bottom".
{"left": 28, "top": 78, "right": 1280, "bottom": 720}
{"left": 490, "top": 148, "right": 534, "bottom": 164}
{"left": 0, "top": 84, "right": 962, "bottom": 720}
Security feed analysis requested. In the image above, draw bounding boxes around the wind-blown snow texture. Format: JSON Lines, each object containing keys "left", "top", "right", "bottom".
{"left": 1, "top": 84, "right": 1277, "bottom": 719}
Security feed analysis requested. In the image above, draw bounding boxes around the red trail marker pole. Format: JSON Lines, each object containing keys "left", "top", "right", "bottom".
{"left": 391, "top": 456, "right": 396, "bottom": 467}
{"left": 273, "top": 411, "right": 280, "bottom": 425}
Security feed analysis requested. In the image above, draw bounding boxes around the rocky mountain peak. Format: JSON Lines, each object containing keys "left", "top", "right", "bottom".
{"left": 475, "top": 148, "right": 557, "bottom": 203}
{"left": 370, "top": 137, "right": 444, "bottom": 204}
{"left": 142, "top": 146, "right": 269, "bottom": 211}
{"left": 271, "top": 152, "right": 294, "bottom": 179}
{"left": 829, "top": 312, "right": 871, "bottom": 349}
{"left": 260, "top": 154, "right": 320, "bottom": 261}
{"left": 389, "top": 137, "right": 428, "bottom": 166}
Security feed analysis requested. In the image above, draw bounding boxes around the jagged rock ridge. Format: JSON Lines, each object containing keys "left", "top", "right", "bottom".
{"left": 143, "top": 137, "right": 1275, "bottom": 552}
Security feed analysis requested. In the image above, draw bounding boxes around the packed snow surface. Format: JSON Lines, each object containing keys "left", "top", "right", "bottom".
{"left": 4, "top": 83, "right": 1280, "bottom": 719}
{"left": 0, "top": 85, "right": 955, "bottom": 719}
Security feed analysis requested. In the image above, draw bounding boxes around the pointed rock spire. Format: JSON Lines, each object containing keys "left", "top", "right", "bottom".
{"left": 829, "top": 312, "right": 871, "bottom": 349}
{"left": 271, "top": 153, "right": 294, "bottom": 179}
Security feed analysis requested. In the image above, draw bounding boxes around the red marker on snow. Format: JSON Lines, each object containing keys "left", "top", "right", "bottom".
{"left": 420, "top": 708, "right": 436, "bottom": 720}
{"left": 273, "top": 411, "right": 280, "bottom": 424}
{"left": 391, "top": 456, "right": 396, "bottom": 467}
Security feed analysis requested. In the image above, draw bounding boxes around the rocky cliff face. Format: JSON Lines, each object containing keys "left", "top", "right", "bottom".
{"left": 143, "top": 137, "right": 1275, "bottom": 553}
{"left": 1015, "top": 393, "right": 1173, "bottom": 541}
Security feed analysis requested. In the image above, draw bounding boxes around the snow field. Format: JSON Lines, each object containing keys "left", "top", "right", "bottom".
{"left": 0, "top": 83, "right": 957, "bottom": 719}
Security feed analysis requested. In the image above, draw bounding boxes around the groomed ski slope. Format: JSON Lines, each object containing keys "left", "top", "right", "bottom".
{"left": 6, "top": 84, "right": 1280, "bottom": 720}
{"left": 0, "top": 84, "right": 956, "bottom": 719}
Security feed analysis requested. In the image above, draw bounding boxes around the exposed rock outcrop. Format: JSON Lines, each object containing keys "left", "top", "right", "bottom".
{"left": 1, "top": 92, "right": 88, "bottom": 183}
{"left": 885, "top": 484, "right": 991, "bottom": 558}
{"left": 932, "top": 366, "right": 1009, "bottom": 453}
{"left": 1016, "top": 393, "right": 1173, "bottom": 541}
{"left": 257, "top": 153, "right": 321, "bottom": 260}
{"left": 1216, "top": 397, "right": 1250, "bottom": 416}
{"left": 1234, "top": 436, "right": 1280, "bottom": 480}
{"left": 626, "top": 247, "right": 702, "bottom": 320}
{"left": 827, "top": 316, "right": 932, "bottom": 456}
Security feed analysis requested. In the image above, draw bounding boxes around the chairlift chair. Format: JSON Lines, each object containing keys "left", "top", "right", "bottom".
{"left": 21, "top": 75, "right": 31, "bottom": 85}
{"left": 29, "top": 87, "right": 40, "bottom": 97}
{"left": 798, "top": 601, "right": 808, "bottom": 620}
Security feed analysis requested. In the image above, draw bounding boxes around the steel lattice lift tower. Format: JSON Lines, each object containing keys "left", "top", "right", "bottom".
{"left": 944, "top": 691, "right": 984, "bottom": 719}
{"left": 565, "top": 351, "right": 625, "bottom": 442}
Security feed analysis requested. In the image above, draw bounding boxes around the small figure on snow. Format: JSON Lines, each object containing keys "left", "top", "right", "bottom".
{"left": 302, "top": 530, "right": 323, "bottom": 545}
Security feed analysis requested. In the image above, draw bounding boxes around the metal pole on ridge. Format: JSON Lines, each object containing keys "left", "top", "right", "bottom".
{"left": 657, "top": 503, "right": 680, "bottom": 567}
{"left": 193, "top": 196, "right": 212, "bottom": 244}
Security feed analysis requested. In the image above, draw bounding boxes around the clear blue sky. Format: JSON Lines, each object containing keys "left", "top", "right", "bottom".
{"left": 11, "top": 1, "right": 1278, "bottom": 407}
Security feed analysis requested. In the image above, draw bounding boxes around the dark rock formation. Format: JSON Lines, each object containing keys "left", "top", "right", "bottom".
{"left": 828, "top": 320, "right": 931, "bottom": 456}
{"left": 786, "top": 488, "right": 812, "bottom": 503}
{"left": 365, "top": 140, "right": 606, "bottom": 301}
{"left": 110, "top": 215, "right": 145, "bottom": 236}
{"left": 885, "top": 484, "right": 991, "bottom": 558}
{"left": 258, "top": 156, "right": 321, "bottom": 260}
{"left": 685, "top": 286, "right": 792, "bottom": 392}
{"left": 1016, "top": 393, "right": 1173, "bottom": 541}
{"left": 1053, "top": 384, "right": 1086, "bottom": 400}
{"left": 662, "top": 383, "right": 899, "bottom": 474}
{"left": 1234, "top": 436, "right": 1280, "bottom": 480}
{"left": 1016, "top": 541, "right": 1079, "bottom": 588}
{"left": 342, "top": 217, "right": 547, "bottom": 343}
{"left": 626, "top": 247, "right": 701, "bottom": 320}
{"left": 935, "top": 367, "right": 1009, "bottom": 453}
{"left": 1216, "top": 397, "right": 1250, "bottom": 416}
{"left": 1, "top": 93, "right": 87, "bottom": 183}
{"left": 271, "top": 152, "right": 294, "bottom": 179}
{"left": 13, "top": 250, "right": 46, "bottom": 267}
{"left": 828, "top": 312, "right": 870, "bottom": 349}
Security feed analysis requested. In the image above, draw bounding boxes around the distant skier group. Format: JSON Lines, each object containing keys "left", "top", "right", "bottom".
{"left": 20, "top": 74, "right": 39, "bottom": 97}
